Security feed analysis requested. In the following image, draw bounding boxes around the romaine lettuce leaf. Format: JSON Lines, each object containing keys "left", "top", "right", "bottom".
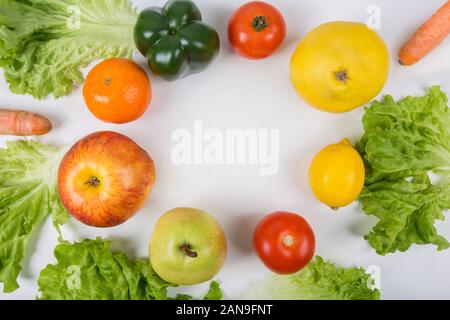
{"left": 244, "top": 256, "right": 380, "bottom": 300}
{"left": 358, "top": 86, "right": 450, "bottom": 255}
{"left": 0, "top": 140, "right": 69, "bottom": 293}
{"left": 38, "top": 238, "right": 224, "bottom": 300}
{"left": 0, "top": 0, "right": 137, "bottom": 99}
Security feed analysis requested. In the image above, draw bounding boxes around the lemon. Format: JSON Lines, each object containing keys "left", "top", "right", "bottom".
{"left": 309, "top": 139, "right": 365, "bottom": 209}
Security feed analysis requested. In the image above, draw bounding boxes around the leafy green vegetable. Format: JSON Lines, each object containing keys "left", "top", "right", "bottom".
{"left": 38, "top": 238, "right": 170, "bottom": 300}
{"left": 0, "top": 140, "right": 69, "bottom": 293}
{"left": 203, "top": 280, "right": 223, "bottom": 300}
{"left": 0, "top": 0, "right": 137, "bottom": 99}
{"left": 38, "top": 238, "right": 224, "bottom": 300}
{"left": 358, "top": 86, "right": 450, "bottom": 255}
{"left": 244, "top": 256, "right": 380, "bottom": 300}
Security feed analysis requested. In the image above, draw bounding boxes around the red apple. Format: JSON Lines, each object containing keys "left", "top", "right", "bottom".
{"left": 58, "top": 131, "right": 156, "bottom": 227}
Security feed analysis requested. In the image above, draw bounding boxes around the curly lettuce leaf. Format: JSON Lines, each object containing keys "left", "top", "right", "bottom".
{"left": 0, "top": 0, "right": 137, "bottom": 99}
{"left": 203, "top": 281, "right": 223, "bottom": 300}
{"left": 38, "top": 238, "right": 224, "bottom": 300}
{"left": 38, "top": 238, "right": 170, "bottom": 300}
{"left": 244, "top": 256, "right": 380, "bottom": 300}
{"left": 360, "top": 174, "right": 450, "bottom": 254}
{"left": 358, "top": 87, "right": 450, "bottom": 255}
{"left": 0, "top": 140, "right": 69, "bottom": 293}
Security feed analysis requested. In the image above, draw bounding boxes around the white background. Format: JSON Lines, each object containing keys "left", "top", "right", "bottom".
{"left": 1, "top": 0, "right": 449, "bottom": 300}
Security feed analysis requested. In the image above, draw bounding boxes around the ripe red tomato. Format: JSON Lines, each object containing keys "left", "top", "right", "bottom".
{"left": 253, "top": 211, "right": 315, "bottom": 274}
{"left": 228, "top": 1, "right": 286, "bottom": 59}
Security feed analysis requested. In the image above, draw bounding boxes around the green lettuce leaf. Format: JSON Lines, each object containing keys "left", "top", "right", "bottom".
{"left": 358, "top": 86, "right": 450, "bottom": 255}
{"left": 0, "top": 140, "right": 69, "bottom": 293}
{"left": 0, "top": 0, "right": 137, "bottom": 99}
{"left": 171, "top": 281, "right": 224, "bottom": 300}
{"left": 38, "top": 238, "right": 224, "bottom": 300}
{"left": 244, "top": 256, "right": 380, "bottom": 300}
{"left": 38, "top": 238, "right": 170, "bottom": 300}
{"left": 203, "top": 281, "right": 223, "bottom": 300}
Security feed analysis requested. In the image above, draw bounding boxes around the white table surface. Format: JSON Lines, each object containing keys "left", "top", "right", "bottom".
{"left": 1, "top": 0, "right": 449, "bottom": 300}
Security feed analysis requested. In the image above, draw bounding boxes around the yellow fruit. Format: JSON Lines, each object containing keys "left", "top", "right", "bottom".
{"left": 309, "top": 139, "right": 365, "bottom": 208}
{"left": 290, "top": 21, "right": 390, "bottom": 113}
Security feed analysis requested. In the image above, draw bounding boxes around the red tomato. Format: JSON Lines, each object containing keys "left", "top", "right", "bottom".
{"left": 253, "top": 211, "right": 315, "bottom": 274}
{"left": 228, "top": 1, "right": 286, "bottom": 59}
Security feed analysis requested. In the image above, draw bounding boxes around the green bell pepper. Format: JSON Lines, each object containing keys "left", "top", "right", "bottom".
{"left": 133, "top": 0, "right": 220, "bottom": 81}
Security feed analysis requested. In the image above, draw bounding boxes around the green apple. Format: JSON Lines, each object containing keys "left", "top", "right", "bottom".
{"left": 149, "top": 207, "right": 227, "bottom": 285}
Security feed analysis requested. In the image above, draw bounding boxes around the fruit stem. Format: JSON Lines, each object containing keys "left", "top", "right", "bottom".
{"left": 335, "top": 70, "right": 348, "bottom": 83}
{"left": 180, "top": 244, "right": 198, "bottom": 258}
{"left": 282, "top": 234, "right": 294, "bottom": 247}
{"left": 86, "top": 176, "right": 101, "bottom": 187}
{"left": 252, "top": 16, "right": 268, "bottom": 32}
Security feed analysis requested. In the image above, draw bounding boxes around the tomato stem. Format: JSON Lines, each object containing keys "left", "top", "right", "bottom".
{"left": 282, "top": 234, "right": 294, "bottom": 247}
{"left": 180, "top": 243, "right": 198, "bottom": 258}
{"left": 252, "top": 16, "right": 268, "bottom": 32}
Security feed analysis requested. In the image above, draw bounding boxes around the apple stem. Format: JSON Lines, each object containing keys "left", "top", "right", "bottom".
{"left": 86, "top": 176, "right": 101, "bottom": 187}
{"left": 252, "top": 16, "right": 268, "bottom": 32}
{"left": 180, "top": 244, "right": 198, "bottom": 258}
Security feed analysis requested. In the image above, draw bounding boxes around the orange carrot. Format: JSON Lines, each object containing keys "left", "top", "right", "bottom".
{"left": 399, "top": 0, "right": 450, "bottom": 65}
{"left": 0, "top": 109, "right": 52, "bottom": 136}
